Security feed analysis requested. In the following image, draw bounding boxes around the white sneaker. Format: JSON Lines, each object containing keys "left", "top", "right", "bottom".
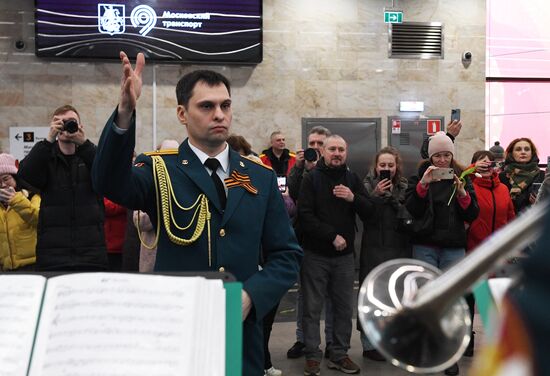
{"left": 264, "top": 366, "right": 283, "bottom": 376}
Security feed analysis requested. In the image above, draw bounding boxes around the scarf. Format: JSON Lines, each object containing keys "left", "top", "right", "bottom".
{"left": 503, "top": 161, "right": 540, "bottom": 199}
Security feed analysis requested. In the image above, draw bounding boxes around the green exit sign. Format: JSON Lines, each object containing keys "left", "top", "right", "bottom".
{"left": 384, "top": 11, "right": 403, "bottom": 23}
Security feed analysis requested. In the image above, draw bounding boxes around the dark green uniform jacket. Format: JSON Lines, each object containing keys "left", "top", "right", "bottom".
{"left": 92, "top": 110, "right": 302, "bottom": 376}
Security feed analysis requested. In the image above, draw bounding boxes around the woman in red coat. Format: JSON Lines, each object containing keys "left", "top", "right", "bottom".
{"left": 465, "top": 150, "right": 516, "bottom": 357}
{"left": 468, "top": 150, "right": 516, "bottom": 251}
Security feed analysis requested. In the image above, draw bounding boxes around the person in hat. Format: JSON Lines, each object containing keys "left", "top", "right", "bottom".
{"left": 0, "top": 153, "right": 40, "bottom": 271}
{"left": 405, "top": 131, "right": 479, "bottom": 376}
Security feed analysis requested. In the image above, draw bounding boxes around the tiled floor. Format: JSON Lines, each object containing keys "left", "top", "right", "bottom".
{"left": 267, "top": 311, "right": 483, "bottom": 375}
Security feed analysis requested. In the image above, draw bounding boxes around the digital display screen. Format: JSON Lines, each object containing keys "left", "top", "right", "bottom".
{"left": 34, "top": 0, "right": 262, "bottom": 64}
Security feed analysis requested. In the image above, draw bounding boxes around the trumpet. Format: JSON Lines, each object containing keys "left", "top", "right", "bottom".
{"left": 357, "top": 201, "right": 548, "bottom": 373}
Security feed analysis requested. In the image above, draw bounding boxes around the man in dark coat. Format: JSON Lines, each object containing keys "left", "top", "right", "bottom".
{"left": 91, "top": 52, "right": 302, "bottom": 376}
{"left": 18, "top": 105, "right": 107, "bottom": 271}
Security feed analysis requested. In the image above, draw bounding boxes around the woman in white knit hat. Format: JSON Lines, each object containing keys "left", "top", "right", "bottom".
{"left": 404, "top": 131, "right": 479, "bottom": 376}
{"left": 0, "top": 153, "right": 41, "bottom": 271}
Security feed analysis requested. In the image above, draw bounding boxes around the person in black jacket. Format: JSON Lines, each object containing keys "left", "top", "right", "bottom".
{"left": 358, "top": 147, "right": 411, "bottom": 361}
{"left": 405, "top": 132, "right": 479, "bottom": 376}
{"left": 298, "top": 135, "right": 373, "bottom": 376}
{"left": 18, "top": 105, "right": 108, "bottom": 271}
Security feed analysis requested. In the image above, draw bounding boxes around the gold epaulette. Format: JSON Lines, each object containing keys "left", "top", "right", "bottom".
{"left": 143, "top": 149, "right": 179, "bottom": 156}
{"left": 243, "top": 155, "right": 272, "bottom": 170}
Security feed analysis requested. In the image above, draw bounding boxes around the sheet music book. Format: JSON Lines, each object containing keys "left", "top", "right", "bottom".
{"left": 0, "top": 273, "right": 226, "bottom": 376}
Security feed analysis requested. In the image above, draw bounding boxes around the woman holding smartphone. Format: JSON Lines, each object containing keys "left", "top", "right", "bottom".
{"left": 405, "top": 132, "right": 479, "bottom": 376}
{"left": 464, "top": 150, "right": 516, "bottom": 356}
{"left": 499, "top": 137, "right": 544, "bottom": 214}
{"left": 358, "top": 146, "right": 411, "bottom": 361}
{"left": 0, "top": 153, "right": 40, "bottom": 271}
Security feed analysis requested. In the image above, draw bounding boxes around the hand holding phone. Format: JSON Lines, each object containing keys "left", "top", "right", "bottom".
{"left": 431, "top": 167, "right": 455, "bottom": 180}
{"left": 379, "top": 170, "right": 391, "bottom": 181}
{"left": 451, "top": 109, "right": 461, "bottom": 122}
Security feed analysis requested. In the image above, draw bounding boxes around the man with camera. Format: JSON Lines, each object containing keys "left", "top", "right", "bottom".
{"left": 288, "top": 126, "right": 331, "bottom": 202}
{"left": 18, "top": 105, "right": 108, "bottom": 271}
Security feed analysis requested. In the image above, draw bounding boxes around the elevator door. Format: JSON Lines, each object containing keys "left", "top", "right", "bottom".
{"left": 387, "top": 116, "right": 445, "bottom": 179}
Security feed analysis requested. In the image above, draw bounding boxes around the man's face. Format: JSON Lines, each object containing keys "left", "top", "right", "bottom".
{"left": 271, "top": 133, "right": 285, "bottom": 152}
{"left": 307, "top": 132, "right": 326, "bottom": 152}
{"left": 177, "top": 81, "right": 232, "bottom": 151}
{"left": 54, "top": 110, "right": 80, "bottom": 142}
{"left": 322, "top": 137, "right": 347, "bottom": 168}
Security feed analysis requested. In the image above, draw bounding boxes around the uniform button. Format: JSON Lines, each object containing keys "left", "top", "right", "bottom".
{"left": 219, "top": 229, "right": 226, "bottom": 237}
{"left": 218, "top": 267, "right": 225, "bottom": 272}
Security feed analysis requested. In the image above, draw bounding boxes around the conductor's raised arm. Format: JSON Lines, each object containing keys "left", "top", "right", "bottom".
{"left": 116, "top": 51, "right": 145, "bottom": 129}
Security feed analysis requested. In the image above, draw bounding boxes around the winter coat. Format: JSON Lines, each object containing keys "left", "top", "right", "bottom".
{"left": 297, "top": 158, "right": 373, "bottom": 256}
{"left": 499, "top": 169, "right": 545, "bottom": 214}
{"left": 18, "top": 140, "right": 108, "bottom": 271}
{"left": 0, "top": 190, "right": 40, "bottom": 270}
{"left": 406, "top": 161, "right": 479, "bottom": 248}
{"left": 104, "top": 198, "right": 127, "bottom": 253}
{"left": 359, "top": 172, "right": 411, "bottom": 282}
{"left": 259, "top": 148, "right": 296, "bottom": 176}
{"left": 467, "top": 173, "right": 516, "bottom": 251}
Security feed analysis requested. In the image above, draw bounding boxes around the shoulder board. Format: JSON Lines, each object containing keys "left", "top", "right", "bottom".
{"left": 242, "top": 155, "right": 272, "bottom": 170}
{"left": 143, "top": 149, "right": 179, "bottom": 156}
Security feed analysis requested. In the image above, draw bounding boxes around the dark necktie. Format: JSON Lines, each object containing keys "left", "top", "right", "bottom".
{"left": 204, "top": 158, "right": 227, "bottom": 209}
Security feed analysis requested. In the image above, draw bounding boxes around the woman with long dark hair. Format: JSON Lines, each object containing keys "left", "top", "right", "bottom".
{"left": 358, "top": 146, "right": 411, "bottom": 361}
{"left": 499, "top": 137, "right": 544, "bottom": 214}
{"left": 0, "top": 153, "right": 40, "bottom": 271}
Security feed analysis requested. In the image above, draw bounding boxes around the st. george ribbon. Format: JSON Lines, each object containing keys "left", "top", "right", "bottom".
{"left": 357, "top": 201, "right": 548, "bottom": 373}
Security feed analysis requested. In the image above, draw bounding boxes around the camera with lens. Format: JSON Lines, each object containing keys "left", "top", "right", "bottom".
{"left": 304, "top": 148, "right": 319, "bottom": 162}
{"left": 62, "top": 119, "right": 79, "bottom": 134}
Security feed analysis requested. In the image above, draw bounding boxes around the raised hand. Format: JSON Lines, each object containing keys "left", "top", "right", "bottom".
{"left": 117, "top": 51, "right": 145, "bottom": 129}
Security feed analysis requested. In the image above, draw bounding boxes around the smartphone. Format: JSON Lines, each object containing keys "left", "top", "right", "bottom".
{"left": 530, "top": 182, "right": 542, "bottom": 195}
{"left": 431, "top": 167, "right": 455, "bottom": 180}
{"left": 379, "top": 170, "right": 391, "bottom": 181}
{"left": 451, "top": 108, "right": 461, "bottom": 122}
{"left": 277, "top": 176, "right": 287, "bottom": 193}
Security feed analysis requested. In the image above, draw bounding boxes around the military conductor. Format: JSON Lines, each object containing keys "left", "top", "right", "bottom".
{"left": 92, "top": 52, "right": 303, "bottom": 376}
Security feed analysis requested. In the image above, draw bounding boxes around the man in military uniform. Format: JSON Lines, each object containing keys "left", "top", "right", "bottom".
{"left": 92, "top": 52, "right": 303, "bottom": 376}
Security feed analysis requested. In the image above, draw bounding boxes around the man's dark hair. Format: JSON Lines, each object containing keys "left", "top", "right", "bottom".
{"left": 52, "top": 104, "right": 80, "bottom": 122}
{"left": 308, "top": 126, "right": 331, "bottom": 137}
{"left": 175, "top": 70, "right": 231, "bottom": 107}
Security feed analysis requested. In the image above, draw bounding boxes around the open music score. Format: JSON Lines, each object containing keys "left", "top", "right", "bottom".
{"left": 0, "top": 273, "right": 227, "bottom": 376}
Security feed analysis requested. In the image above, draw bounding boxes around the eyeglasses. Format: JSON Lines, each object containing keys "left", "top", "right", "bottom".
{"left": 0, "top": 175, "right": 14, "bottom": 185}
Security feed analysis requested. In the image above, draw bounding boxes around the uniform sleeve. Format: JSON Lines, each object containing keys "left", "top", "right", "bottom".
{"left": 18, "top": 140, "right": 53, "bottom": 190}
{"left": 92, "top": 108, "right": 154, "bottom": 211}
{"left": 242, "top": 171, "right": 303, "bottom": 322}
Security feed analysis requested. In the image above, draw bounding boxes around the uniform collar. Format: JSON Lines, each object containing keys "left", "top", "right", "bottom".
{"left": 188, "top": 141, "right": 229, "bottom": 173}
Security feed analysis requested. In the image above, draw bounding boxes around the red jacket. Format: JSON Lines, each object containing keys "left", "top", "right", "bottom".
{"left": 103, "top": 198, "right": 128, "bottom": 253}
{"left": 467, "top": 172, "right": 515, "bottom": 251}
